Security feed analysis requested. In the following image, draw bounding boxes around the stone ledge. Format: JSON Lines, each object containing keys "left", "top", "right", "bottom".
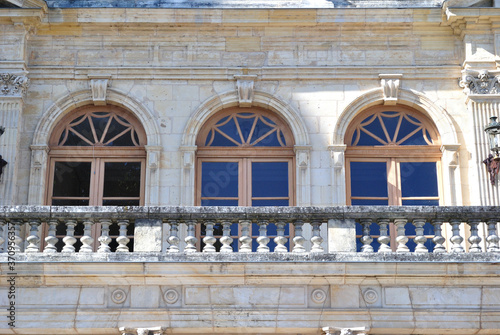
{"left": 2, "top": 251, "right": 499, "bottom": 263}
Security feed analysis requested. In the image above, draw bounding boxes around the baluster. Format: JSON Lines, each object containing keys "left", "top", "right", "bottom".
{"left": 80, "top": 219, "right": 94, "bottom": 253}
{"left": 0, "top": 219, "right": 6, "bottom": 252}
{"left": 467, "top": 219, "right": 482, "bottom": 253}
{"left": 394, "top": 219, "right": 409, "bottom": 253}
{"left": 310, "top": 220, "right": 324, "bottom": 253}
{"left": 116, "top": 220, "right": 130, "bottom": 252}
{"left": 167, "top": 220, "right": 180, "bottom": 253}
{"left": 256, "top": 220, "right": 270, "bottom": 253}
{"left": 62, "top": 219, "right": 77, "bottom": 253}
{"left": 377, "top": 219, "right": 391, "bottom": 253}
{"left": 431, "top": 219, "right": 446, "bottom": 253}
{"left": 413, "top": 219, "right": 428, "bottom": 253}
{"left": 44, "top": 219, "right": 59, "bottom": 253}
{"left": 486, "top": 219, "right": 500, "bottom": 252}
{"left": 292, "top": 220, "right": 306, "bottom": 253}
{"left": 449, "top": 219, "right": 464, "bottom": 252}
{"left": 9, "top": 220, "right": 23, "bottom": 252}
{"left": 239, "top": 220, "right": 252, "bottom": 253}
{"left": 203, "top": 220, "right": 216, "bottom": 253}
{"left": 274, "top": 221, "right": 288, "bottom": 253}
{"left": 97, "top": 219, "right": 112, "bottom": 253}
{"left": 184, "top": 220, "right": 197, "bottom": 253}
{"left": 9, "top": 220, "right": 22, "bottom": 252}
{"left": 220, "top": 221, "right": 233, "bottom": 253}
{"left": 26, "top": 219, "right": 41, "bottom": 253}
{"left": 360, "top": 219, "right": 374, "bottom": 253}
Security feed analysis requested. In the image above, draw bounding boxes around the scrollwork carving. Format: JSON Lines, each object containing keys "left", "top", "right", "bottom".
{"left": 0, "top": 73, "right": 30, "bottom": 97}
{"left": 460, "top": 69, "right": 500, "bottom": 95}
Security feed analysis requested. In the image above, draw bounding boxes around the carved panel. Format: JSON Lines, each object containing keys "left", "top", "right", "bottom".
{"left": 0, "top": 73, "right": 30, "bottom": 97}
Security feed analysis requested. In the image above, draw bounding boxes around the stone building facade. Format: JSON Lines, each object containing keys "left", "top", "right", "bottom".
{"left": 1, "top": 0, "right": 500, "bottom": 334}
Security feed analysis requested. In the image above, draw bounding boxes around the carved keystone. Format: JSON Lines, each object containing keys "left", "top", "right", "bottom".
{"left": 88, "top": 74, "right": 111, "bottom": 106}
{"left": 235, "top": 75, "right": 257, "bottom": 107}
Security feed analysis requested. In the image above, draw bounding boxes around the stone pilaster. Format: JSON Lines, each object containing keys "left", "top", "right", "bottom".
{"left": 0, "top": 73, "right": 29, "bottom": 205}
{"left": 463, "top": 91, "right": 500, "bottom": 205}
{"left": 294, "top": 145, "right": 311, "bottom": 206}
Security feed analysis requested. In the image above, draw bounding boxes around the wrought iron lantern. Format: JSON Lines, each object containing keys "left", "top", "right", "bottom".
{"left": 0, "top": 126, "right": 6, "bottom": 180}
{"left": 484, "top": 116, "right": 500, "bottom": 185}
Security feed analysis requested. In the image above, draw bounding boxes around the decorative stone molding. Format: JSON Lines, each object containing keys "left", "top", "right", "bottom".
{"left": 235, "top": 75, "right": 258, "bottom": 107}
{"left": 0, "top": 73, "right": 30, "bottom": 97}
{"left": 322, "top": 326, "right": 370, "bottom": 335}
{"left": 111, "top": 288, "right": 128, "bottom": 304}
{"left": 379, "top": 74, "right": 402, "bottom": 105}
{"left": 311, "top": 288, "right": 327, "bottom": 304}
{"left": 88, "top": 74, "right": 111, "bottom": 106}
{"left": 460, "top": 69, "right": 500, "bottom": 95}
{"left": 120, "top": 327, "right": 167, "bottom": 335}
{"left": 362, "top": 288, "right": 379, "bottom": 304}
{"left": 163, "top": 288, "right": 179, "bottom": 304}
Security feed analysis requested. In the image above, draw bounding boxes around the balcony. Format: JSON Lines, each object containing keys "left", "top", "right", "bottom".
{"left": 1, "top": 205, "right": 499, "bottom": 260}
{"left": 1, "top": 206, "right": 500, "bottom": 335}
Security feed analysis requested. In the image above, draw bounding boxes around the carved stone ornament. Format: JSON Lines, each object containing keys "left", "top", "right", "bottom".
{"left": 0, "top": 73, "right": 30, "bottom": 97}
{"left": 460, "top": 69, "right": 500, "bottom": 95}
{"left": 88, "top": 75, "right": 111, "bottom": 106}
{"left": 235, "top": 75, "right": 257, "bottom": 107}
{"left": 120, "top": 326, "right": 167, "bottom": 335}
{"left": 322, "top": 326, "right": 370, "bottom": 335}
{"left": 379, "top": 74, "right": 402, "bottom": 105}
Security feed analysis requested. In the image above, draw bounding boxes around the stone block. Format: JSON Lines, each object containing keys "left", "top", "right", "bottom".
{"left": 328, "top": 219, "right": 356, "bottom": 252}
{"left": 331, "top": 285, "right": 359, "bottom": 308}
{"left": 134, "top": 219, "right": 163, "bottom": 252}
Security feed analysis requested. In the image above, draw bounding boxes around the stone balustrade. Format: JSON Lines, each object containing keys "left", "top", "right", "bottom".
{"left": 0, "top": 205, "right": 499, "bottom": 255}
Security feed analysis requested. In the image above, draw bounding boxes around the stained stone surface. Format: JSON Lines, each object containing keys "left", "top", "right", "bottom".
{"left": 43, "top": 0, "right": 444, "bottom": 8}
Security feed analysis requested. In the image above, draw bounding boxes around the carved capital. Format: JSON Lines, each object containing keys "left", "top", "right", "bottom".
{"left": 294, "top": 145, "right": 311, "bottom": 168}
{"left": 460, "top": 69, "right": 500, "bottom": 95}
{"left": 379, "top": 74, "right": 402, "bottom": 105}
{"left": 322, "top": 326, "right": 370, "bottom": 335}
{"left": 88, "top": 74, "right": 111, "bottom": 106}
{"left": 0, "top": 73, "right": 30, "bottom": 98}
{"left": 235, "top": 75, "right": 257, "bottom": 107}
{"left": 329, "top": 144, "right": 347, "bottom": 170}
{"left": 180, "top": 146, "right": 197, "bottom": 168}
{"left": 119, "top": 327, "right": 167, "bottom": 335}
{"left": 145, "top": 146, "right": 162, "bottom": 170}
{"left": 441, "top": 144, "right": 461, "bottom": 168}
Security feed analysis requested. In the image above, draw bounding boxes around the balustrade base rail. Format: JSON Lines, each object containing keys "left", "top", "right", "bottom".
{"left": 0, "top": 205, "right": 499, "bottom": 255}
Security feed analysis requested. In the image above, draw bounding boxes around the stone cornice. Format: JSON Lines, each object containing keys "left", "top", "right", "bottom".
{"left": 26, "top": 65, "right": 462, "bottom": 81}
{"left": 444, "top": 7, "right": 500, "bottom": 37}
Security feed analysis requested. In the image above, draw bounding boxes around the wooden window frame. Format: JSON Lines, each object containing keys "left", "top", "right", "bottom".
{"left": 345, "top": 105, "right": 443, "bottom": 251}
{"left": 42, "top": 105, "right": 147, "bottom": 252}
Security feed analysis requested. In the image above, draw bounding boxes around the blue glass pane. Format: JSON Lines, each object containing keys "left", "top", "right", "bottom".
{"left": 350, "top": 162, "right": 388, "bottom": 198}
{"left": 201, "top": 199, "right": 238, "bottom": 206}
{"left": 362, "top": 117, "right": 387, "bottom": 143}
{"left": 211, "top": 130, "right": 239, "bottom": 146}
{"left": 236, "top": 116, "right": 255, "bottom": 143}
{"left": 399, "top": 129, "right": 428, "bottom": 146}
{"left": 396, "top": 117, "right": 420, "bottom": 143}
{"left": 252, "top": 199, "right": 290, "bottom": 206}
{"left": 230, "top": 223, "right": 239, "bottom": 236}
{"left": 402, "top": 200, "right": 439, "bottom": 206}
{"left": 351, "top": 199, "right": 389, "bottom": 205}
{"left": 217, "top": 118, "right": 241, "bottom": 144}
{"left": 400, "top": 162, "right": 438, "bottom": 197}
{"left": 423, "top": 221, "right": 434, "bottom": 235}
{"left": 201, "top": 162, "right": 239, "bottom": 198}
{"left": 251, "top": 119, "right": 280, "bottom": 146}
{"left": 252, "top": 162, "right": 288, "bottom": 197}
{"left": 405, "top": 221, "right": 415, "bottom": 235}
{"left": 381, "top": 114, "right": 400, "bottom": 142}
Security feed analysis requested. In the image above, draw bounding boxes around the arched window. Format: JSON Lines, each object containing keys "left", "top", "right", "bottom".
{"left": 45, "top": 105, "right": 147, "bottom": 251}
{"left": 196, "top": 107, "right": 295, "bottom": 251}
{"left": 345, "top": 105, "right": 442, "bottom": 251}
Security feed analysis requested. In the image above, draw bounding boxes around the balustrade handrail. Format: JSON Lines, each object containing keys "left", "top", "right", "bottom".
{"left": 1, "top": 205, "right": 500, "bottom": 221}
{"left": 0, "top": 205, "right": 499, "bottom": 254}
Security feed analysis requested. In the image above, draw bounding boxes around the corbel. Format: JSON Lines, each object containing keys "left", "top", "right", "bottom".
{"left": 379, "top": 74, "right": 402, "bottom": 105}
{"left": 88, "top": 74, "right": 112, "bottom": 106}
{"left": 234, "top": 75, "right": 258, "bottom": 107}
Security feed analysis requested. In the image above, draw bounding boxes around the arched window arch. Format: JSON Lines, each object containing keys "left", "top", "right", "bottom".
{"left": 195, "top": 107, "right": 296, "bottom": 251}
{"left": 345, "top": 105, "right": 442, "bottom": 251}
{"left": 45, "top": 105, "right": 147, "bottom": 251}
